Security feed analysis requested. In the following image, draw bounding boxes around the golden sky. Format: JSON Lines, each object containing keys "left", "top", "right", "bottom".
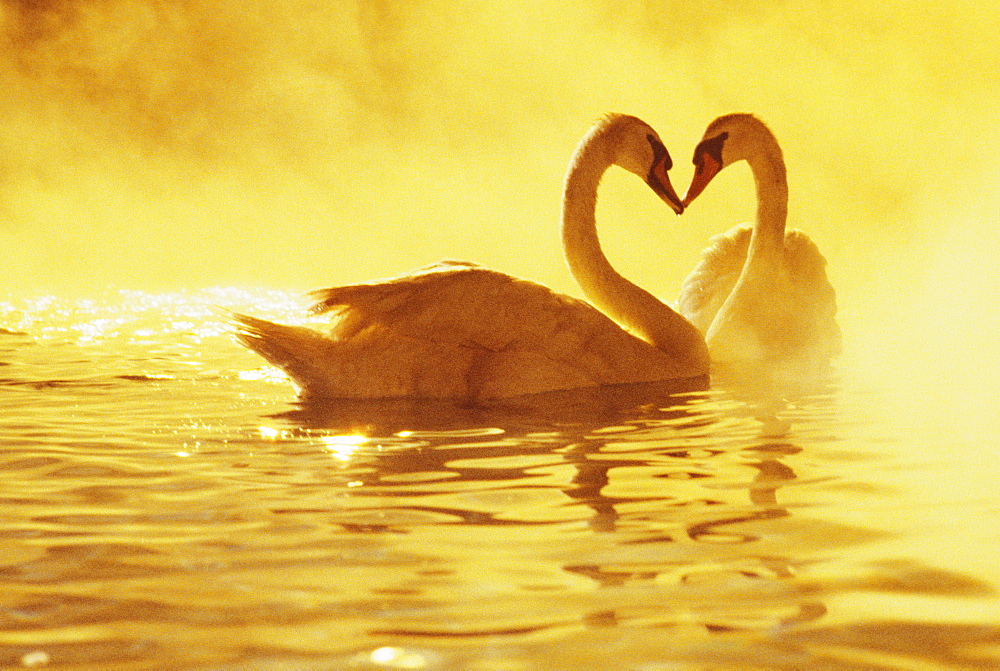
{"left": 2, "top": 0, "right": 999, "bottom": 373}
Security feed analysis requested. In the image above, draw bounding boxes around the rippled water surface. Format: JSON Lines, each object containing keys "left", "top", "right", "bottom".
{"left": 1, "top": 290, "right": 999, "bottom": 670}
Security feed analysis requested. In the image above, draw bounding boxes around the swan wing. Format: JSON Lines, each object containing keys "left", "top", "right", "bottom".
{"left": 309, "top": 260, "right": 566, "bottom": 351}
{"left": 677, "top": 224, "right": 752, "bottom": 333}
{"left": 238, "top": 260, "right": 691, "bottom": 399}
{"left": 678, "top": 226, "right": 840, "bottom": 362}
{"left": 774, "top": 229, "right": 841, "bottom": 360}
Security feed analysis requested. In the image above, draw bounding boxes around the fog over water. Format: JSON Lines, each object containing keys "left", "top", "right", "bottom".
{"left": 3, "top": 1, "right": 1000, "bottom": 408}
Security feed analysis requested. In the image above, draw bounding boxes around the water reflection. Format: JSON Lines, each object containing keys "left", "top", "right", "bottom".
{"left": 258, "top": 376, "right": 998, "bottom": 668}
{"left": 274, "top": 376, "right": 709, "bottom": 435}
{"left": 267, "top": 382, "right": 828, "bottom": 640}
{"left": 2, "top": 295, "right": 999, "bottom": 668}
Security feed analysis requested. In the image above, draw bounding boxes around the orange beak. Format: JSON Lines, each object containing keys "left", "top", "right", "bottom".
{"left": 683, "top": 153, "right": 722, "bottom": 208}
{"left": 648, "top": 156, "right": 684, "bottom": 215}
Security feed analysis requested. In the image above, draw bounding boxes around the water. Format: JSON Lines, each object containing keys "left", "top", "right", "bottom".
{"left": 1, "top": 290, "right": 999, "bottom": 670}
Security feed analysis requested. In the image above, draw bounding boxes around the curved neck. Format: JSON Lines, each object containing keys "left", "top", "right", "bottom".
{"left": 561, "top": 128, "right": 708, "bottom": 368}
{"left": 744, "top": 140, "right": 788, "bottom": 270}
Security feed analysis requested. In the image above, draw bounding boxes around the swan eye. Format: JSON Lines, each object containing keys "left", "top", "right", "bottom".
{"left": 644, "top": 134, "right": 683, "bottom": 213}
{"left": 646, "top": 134, "right": 673, "bottom": 170}
{"left": 693, "top": 132, "right": 728, "bottom": 168}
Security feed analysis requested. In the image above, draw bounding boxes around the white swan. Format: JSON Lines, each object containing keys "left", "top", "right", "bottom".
{"left": 676, "top": 114, "right": 840, "bottom": 370}
{"left": 235, "top": 114, "right": 710, "bottom": 401}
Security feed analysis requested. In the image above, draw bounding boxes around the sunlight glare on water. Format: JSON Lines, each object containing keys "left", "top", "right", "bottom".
{"left": 0, "top": 290, "right": 998, "bottom": 669}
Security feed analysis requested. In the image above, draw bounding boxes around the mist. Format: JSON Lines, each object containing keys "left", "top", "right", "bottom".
{"left": 3, "top": 0, "right": 1000, "bottom": 407}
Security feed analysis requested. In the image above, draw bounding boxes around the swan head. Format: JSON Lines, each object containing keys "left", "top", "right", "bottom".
{"left": 600, "top": 114, "right": 684, "bottom": 215}
{"left": 682, "top": 113, "right": 780, "bottom": 207}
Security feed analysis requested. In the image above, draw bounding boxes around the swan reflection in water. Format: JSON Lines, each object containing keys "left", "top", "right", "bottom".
{"left": 269, "top": 382, "right": 818, "bottom": 634}
{"left": 249, "top": 356, "right": 998, "bottom": 666}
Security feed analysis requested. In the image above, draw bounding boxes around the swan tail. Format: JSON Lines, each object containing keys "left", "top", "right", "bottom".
{"left": 232, "top": 313, "right": 340, "bottom": 392}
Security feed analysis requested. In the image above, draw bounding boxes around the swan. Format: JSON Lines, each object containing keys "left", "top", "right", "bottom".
{"left": 676, "top": 114, "right": 840, "bottom": 371}
{"left": 234, "top": 114, "right": 710, "bottom": 401}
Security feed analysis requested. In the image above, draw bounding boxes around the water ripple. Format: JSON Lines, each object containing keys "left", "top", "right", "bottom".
{"left": 0, "top": 291, "right": 996, "bottom": 668}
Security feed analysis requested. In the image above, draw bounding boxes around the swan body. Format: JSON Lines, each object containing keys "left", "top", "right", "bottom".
{"left": 677, "top": 114, "right": 840, "bottom": 370}
{"left": 236, "top": 114, "right": 710, "bottom": 401}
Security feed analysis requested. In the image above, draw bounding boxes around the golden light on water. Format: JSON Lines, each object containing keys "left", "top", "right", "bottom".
{"left": 239, "top": 367, "right": 290, "bottom": 384}
{"left": 363, "top": 646, "right": 431, "bottom": 669}
{"left": 320, "top": 433, "right": 369, "bottom": 461}
{"left": 258, "top": 425, "right": 369, "bottom": 461}
{"left": 257, "top": 426, "right": 281, "bottom": 440}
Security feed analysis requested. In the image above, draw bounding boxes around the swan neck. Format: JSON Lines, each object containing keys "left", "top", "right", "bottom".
{"left": 561, "top": 143, "right": 614, "bottom": 305}
{"left": 561, "top": 127, "right": 708, "bottom": 369}
{"left": 746, "top": 144, "right": 788, "bottom": 257}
